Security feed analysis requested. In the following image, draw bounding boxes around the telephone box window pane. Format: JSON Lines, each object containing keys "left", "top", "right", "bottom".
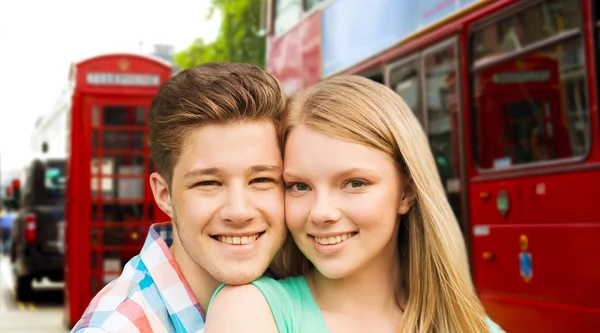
{"left": 91, "top": 251, "right": 99, "bottom": 270}
{"left": 102, "top": 131, "right": 145, "bottom": 150}
{"left": 147, "top": 204, "right": 155, "bottom": 223}
{"left": 102, "top": 203, "right": 144, "bottom": 222}
{"left": 91, "top": 275, "right": 99, "bottom": 295}
{"left": 90, "top": 178, "right": 105, "bottom": 200}
{"left": 91, "top": 203, "right": 98, "bottom": 221}
{"left": 91, "top": 155, "right": 145, "bottom": 199}
{"left": 116, "top": 177, "right": 145, "bottom": 200}
{"left": 92, "top": 106, "right": 100, "bottom": 127}
{"left": 91, "top": 177, "right": 114, "bottom": 199}
{"left": 92, "top": 130, "right": 99, "bottom": 149}
{"left": 92, "top": 155, "right": 145, "bottom": 176}
{"left": 91, "top": 177, "right": 144, "bottom": 200}
{"left": 91, "top": 227, "right": 99, "bottom": 246}
{"left": 100, "top": 251, "right": 123, "bottom": 286}
{"left": 103, "top": 106, "right": 145, "bottom": 126}
{"left": 92, "top": 155, "right": 145, "bottom": 175}
{"left": 103, "top": 271, "right": 120, "bottom": 287}
{"left": 502, "top": 101, "right": 555, "bottom": 164}
{"left": 100, "top": 225, "right": 147, "bottom": 248}
{"left": 148, "top": 159, "right": 155, "bottom": 175}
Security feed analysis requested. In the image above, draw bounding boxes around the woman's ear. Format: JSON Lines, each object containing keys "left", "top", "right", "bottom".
{"left": 398, "top": 176, "right": 416, "bottom": 215}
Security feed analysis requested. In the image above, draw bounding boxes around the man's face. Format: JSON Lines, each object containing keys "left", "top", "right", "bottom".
{"left": 152, "top": 120, "right": 286, "bottom": 285}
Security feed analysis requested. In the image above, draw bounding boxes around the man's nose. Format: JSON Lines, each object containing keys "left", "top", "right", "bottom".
{"left": 220, "top": 186, "right": 257, "bottom": 225}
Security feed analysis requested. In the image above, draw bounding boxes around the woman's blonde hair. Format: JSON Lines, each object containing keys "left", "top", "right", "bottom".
{"left": 272, "top": 75, "right": 489, "bottom": 333}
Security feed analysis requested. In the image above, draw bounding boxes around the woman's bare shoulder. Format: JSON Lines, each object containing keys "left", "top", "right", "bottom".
{"left": 204, "top": 284, "right": 279, "bottom": 333}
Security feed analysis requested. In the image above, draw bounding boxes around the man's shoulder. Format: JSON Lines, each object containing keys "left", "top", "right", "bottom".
{"left": 72, "top": 256, "right": 172, "bottom": 332}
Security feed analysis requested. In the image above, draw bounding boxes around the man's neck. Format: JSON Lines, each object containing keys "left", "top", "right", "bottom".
{"left": 170, "top": 241, "right": 221, "bottom": 313}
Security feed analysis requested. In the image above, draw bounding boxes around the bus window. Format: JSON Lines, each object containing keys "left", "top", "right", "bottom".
{"left": 471, "top": 0, "right": 589, "bottom": 169}
{"left": 274, "top": 0, "right": 302, "bottom": 36}
{"left": 473, "top": 0, "right": 581, "bottom": 65}
{"left": 424, "top": 42, "right": 461, "bottom": 220}
{"left": 356, "top": 66, "right": 384, "bottom": 84}
{"left": 389, "top": 57, "right": 422, "bottom": 124}
{"left": 305, "top": 0, "right": 326, "bottom": 12}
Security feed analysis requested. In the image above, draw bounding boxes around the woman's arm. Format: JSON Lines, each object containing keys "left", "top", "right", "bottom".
{"left": 204, "top": 284, "right": 279, "bottom": 333}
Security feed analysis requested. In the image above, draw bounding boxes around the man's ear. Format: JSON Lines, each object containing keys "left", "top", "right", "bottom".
{"left": 150, "top": 172, "right": 174, "bottom": 219}
{"left": 398, "top": 176, "right": 417, "bottom": 215}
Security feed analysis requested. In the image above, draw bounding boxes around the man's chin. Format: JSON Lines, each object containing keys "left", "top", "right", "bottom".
{"left": 217, "top": 267, "right": 267, "bottom": 285}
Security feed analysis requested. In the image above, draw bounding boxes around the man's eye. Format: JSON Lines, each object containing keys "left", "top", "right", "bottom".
{"left": 286, "top": 182, "right": 311, "bottom": 192}
{"left": 195, "top": 181, "right": 220, "bottom": 187}
{"left": 250, "top": 177, "right": 274, "bottom": 184}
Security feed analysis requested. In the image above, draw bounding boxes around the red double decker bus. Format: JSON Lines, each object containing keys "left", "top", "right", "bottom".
{"left": 264, "top": 0, "right": 600, "bottom": 331}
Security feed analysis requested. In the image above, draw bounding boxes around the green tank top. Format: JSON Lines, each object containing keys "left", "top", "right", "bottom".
{"left": 209, "top": 275, "right": 505, "bottom": 333}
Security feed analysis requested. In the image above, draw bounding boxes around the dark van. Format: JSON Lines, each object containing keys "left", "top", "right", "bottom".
{"left": 10, "top": 158, "right": 66, "bottom": 300}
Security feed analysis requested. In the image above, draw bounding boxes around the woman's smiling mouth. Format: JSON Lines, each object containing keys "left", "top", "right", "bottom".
{"left": 312, "top": 232, "right": 357, "bottom": 245}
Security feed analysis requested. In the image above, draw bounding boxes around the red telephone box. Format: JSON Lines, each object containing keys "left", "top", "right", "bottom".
{"left": 474, "top": 52, "right": 572, "bottom": 168}
{"left": 63, "top": 54, "right": 171, "bottom": 327}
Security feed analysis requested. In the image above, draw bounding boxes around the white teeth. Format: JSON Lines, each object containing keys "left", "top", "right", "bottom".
{"left": 217, "top": 233, "right": 260, "bottom": 245}
{"left": 315, "top": 233, "right": 355, "bottom": 245}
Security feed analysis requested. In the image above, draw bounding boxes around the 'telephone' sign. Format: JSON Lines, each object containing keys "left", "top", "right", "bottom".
{"left": 86, "top": 73, "right": 161, "bottom": 86}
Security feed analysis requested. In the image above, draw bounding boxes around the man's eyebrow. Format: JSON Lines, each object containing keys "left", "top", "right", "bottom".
{"left": 247, "top": 165, "right": 281, "bottom": 173}
{"left": 184, "top": 167, "right": 224, "bottom": 179}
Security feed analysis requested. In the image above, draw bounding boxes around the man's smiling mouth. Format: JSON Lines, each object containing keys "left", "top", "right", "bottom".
{"left": 211, "top": 232, "right": 265, "bottom": 245}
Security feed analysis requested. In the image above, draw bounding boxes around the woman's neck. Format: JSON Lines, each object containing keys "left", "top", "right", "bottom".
{"left": 307, "top": 243, "right": 404, "bottom": 319}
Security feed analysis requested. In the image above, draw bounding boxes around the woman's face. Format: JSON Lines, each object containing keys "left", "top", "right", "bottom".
{"left": 283, "top": 125, "right": 415, "bottom": 279}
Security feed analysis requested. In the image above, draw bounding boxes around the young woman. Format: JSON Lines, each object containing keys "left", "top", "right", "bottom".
{"left": 205, "top": 75, "right": 503, "bottom": 333}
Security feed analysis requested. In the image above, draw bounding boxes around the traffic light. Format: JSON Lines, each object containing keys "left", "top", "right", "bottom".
{"left": 11, "top": 179, "right": 21, "bottom": 208}
{"left": 3, "top": 178, "right": 21, "bottom": 209}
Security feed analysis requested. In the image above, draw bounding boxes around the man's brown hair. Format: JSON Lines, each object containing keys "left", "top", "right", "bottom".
{"left": 148, "top": 62, "right": 285, "bottom": 187}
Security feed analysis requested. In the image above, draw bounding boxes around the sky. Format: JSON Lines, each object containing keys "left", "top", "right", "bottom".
{"left": 0, "top": 0, "right": 221, "bottom": 180}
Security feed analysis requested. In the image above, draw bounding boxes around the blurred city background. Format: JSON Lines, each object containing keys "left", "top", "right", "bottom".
{"left": 0, "top": 0, "right": 599, "bottom": 332}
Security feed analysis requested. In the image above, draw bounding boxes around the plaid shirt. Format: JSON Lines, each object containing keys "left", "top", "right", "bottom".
{"left": 72, "top": 223, "right": 205, "bottom": 333}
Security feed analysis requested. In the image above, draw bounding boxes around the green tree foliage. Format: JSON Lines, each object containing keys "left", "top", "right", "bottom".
{"left": 175, "top": 0, "right": 266, "bottom": 69}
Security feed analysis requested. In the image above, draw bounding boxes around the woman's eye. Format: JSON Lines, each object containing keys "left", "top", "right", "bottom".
{"left": 344, "top": 179, "right": 367, "bottom": 189}
{"left": 286, "top": 182, "right": 311, "bottom": 192}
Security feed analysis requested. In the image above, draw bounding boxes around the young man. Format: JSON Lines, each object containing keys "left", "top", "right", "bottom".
{"left": 72, "top": 62, "right": 288, "bottom": 333}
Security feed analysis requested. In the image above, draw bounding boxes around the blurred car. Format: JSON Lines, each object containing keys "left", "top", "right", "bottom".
{"left": 10, "top": 158, "right": 66, "bottom": 300}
